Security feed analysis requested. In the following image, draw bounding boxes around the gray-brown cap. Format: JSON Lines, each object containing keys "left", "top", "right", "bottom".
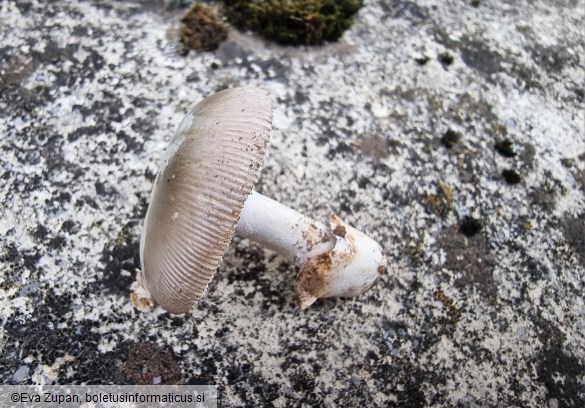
{"left": 140, "top": 87, "right": 273, "bottom": 314}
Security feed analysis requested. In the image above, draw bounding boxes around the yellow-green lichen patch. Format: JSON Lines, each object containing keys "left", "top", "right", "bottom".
{"left": 402, "top": 228, "right": 428, "bottom": 266}
{"left": 180, "top": 4, "right": 228, "bottom": 52}
{"left": 423, "top": 181, "right": 454, "bottom": 217}
{"left": 434, "top": 290, "right": 462, "bottom": 337}
{"left": 223, "top": 0, "right": 364, "bottom": 45}
{"left": 114, "top": 224, "right": 131, "bottom": 246}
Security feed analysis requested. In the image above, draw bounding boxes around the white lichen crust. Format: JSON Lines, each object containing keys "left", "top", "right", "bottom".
{"left": 0, "top": 0, "right": 583, "bottom": 405}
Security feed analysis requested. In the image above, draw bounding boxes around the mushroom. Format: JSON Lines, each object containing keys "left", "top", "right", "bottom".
{"left": 137, "top": 87, "right": 386, "bottom": 314}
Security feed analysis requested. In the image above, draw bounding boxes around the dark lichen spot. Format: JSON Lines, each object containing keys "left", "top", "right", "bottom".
{"left": 357, "top": 176, "right": 370, "bottom": 188}
{"left": 415, "top": 56, "right": 430, "bottom": 65}
{"left": 2, "top": 290, "right": 128, "bottom": 384}
{"left": 356, "top": 133, "right": 389, "bottom": 160}
{"left": 520, "top": 143, "right": 536, "bottom": 169}
{"left": 292, "top": 368, "right": 316, "bottom": 393}
{"left": 530, "top": 176, "right": 566, "bottom": 211}
{"left": 470, "top": 0, "right": 481, "bottom": 7}
{"left": 438, "top": 52, "right": 454, "bottom": 66}
{"left": 100, "top": 238, "right": 137, "bottom": 292}
{"left": 99, "top": 197, "right": 147, "bottom": 294}
{"left": 460, "top": 216, "right": 483, "bottom": 237}
{"left": 33, "top": 224, "right": 49, "bottom": 241}
{"left": 440, "top": 226, "right": 495, "bottom": 296}
{"left": 494, "top": 139, "right": 517, "bottom": 157}
{"left": 537, "top": 346, "right": 585, "bottom": 407}
{"left": 223, "top": 0, "right": 364, "bottom": 45}
{"left": 61, "top": 220, "right": 80, "bottom": 234}
{"left": 502, "top": 169, "right": 522, "bottom": 185}
{"left": 381, "top": 0, "right": 428, "bottom": 22}
{"left": 458, "top": 40, "right": 502, "bottom": 80}
{"left": 530, "top": 44, "right": 580, "bottom": 73}
{"left": 48, "top": 235, "right": 67, "bottom": 250}
{"left": 561, "top": 214, "right": 585, "bottom": 264}
{"left": 180, "top": 4, "right": 228, "bottom": 52}
{"left": 441, "top": 129, "right": 460, "bottom": 149}
{"left": 123, "top": 342, "right": 181, "bottom": 384}
{"left": 574, "top": 88, "right": 584, "bottom": 103}
{"left": 95, "top": 181, "right": 106, "bottom": 195}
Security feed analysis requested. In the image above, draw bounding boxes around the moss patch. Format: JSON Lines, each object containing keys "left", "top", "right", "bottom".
{"left": 440, "top": 226, "right": 496, "bottom": 297}
{"left": 494, "top": 138, "right": 517, "bottom": 157}
{"left": 223, "top": 0, "right": 364, "bottom": 45}
{"left": 561, "top": 214, "right": 585, "bottom": 264}
{"left": 438, "top": 51, "right": 454, "bottom": 66}
{"left": 180, "top": 4, "right": 228, "bottom": 52}
{"left": 415, "top": 55, "right": 430, "bottom": 65}
{"left": 502, "top": 169, "right": 522, "bottom": 185}
{"left": 441, "top": 129, "right": 460, "bottom": 149}
{"left": 460, "top": 216, "right": 483, "bottom": 237}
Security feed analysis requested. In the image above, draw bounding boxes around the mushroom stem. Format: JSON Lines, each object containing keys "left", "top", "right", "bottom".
{"left": 235, "top": 191, "right": 386, "bottom": 309}
{"left": 235, "top": 191, "right": 335, "bottom": 266}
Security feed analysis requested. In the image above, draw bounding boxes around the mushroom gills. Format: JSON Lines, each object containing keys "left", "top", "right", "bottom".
{"left": 140, "top": 87, "right": 273, "bottom": 314}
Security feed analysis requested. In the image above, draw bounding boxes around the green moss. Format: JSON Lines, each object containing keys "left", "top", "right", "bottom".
{"left": 502, "top": 168, "right": 522, "bottom": 185}
{"left": 415, "top": 55, "right": 430, "bottom": 66}
{"left": 223, "top": 0, "right": 364, "bottom": 45}
{"left": 441, "top": 129, "right": 460, "bottom": 149}
{"left": 180, "top": 4, "right": 228, "bottom": 52}
{"left": 494, "top": 138, "right": 516, "bottom": 157}
{"left": 438, "top": 51, "right": 454, "bottom": 66}
{"left": 460, "top": 216, "right": 483, "bottom": 237}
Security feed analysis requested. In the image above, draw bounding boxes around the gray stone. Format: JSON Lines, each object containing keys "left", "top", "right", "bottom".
{"left": 0, "top": 0, "right": 583, "bottom": 406}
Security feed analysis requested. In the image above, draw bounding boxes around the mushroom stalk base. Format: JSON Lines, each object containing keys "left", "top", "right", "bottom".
{"left": 236, "top": 191, "right": 386, "bottom": 309}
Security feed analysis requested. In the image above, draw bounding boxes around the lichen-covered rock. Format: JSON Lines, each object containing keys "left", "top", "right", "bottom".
{"left": 0, "top": 0, "right": 583, "bottom": 406}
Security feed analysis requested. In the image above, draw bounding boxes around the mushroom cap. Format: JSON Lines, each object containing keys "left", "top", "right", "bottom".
{"left": 140, "top": 87, "right": 273, "bottom": 314}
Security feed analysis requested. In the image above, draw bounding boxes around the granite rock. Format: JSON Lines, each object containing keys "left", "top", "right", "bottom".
{"left": 0, "top": 0, "right": 584, "bottom": 406}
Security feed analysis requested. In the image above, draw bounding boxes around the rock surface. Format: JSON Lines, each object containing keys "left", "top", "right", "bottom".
{"left": 1, "top": 0, "right": 584, "bottom": 406}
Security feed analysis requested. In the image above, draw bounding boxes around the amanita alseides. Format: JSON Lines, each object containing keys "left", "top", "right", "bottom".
{"left": 138, "top": 87, "right": 386, "bottom": 314}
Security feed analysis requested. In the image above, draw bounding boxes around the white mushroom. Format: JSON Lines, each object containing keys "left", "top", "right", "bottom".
{"left": 137, "top": 87, "right": 386, "bottom": 314}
